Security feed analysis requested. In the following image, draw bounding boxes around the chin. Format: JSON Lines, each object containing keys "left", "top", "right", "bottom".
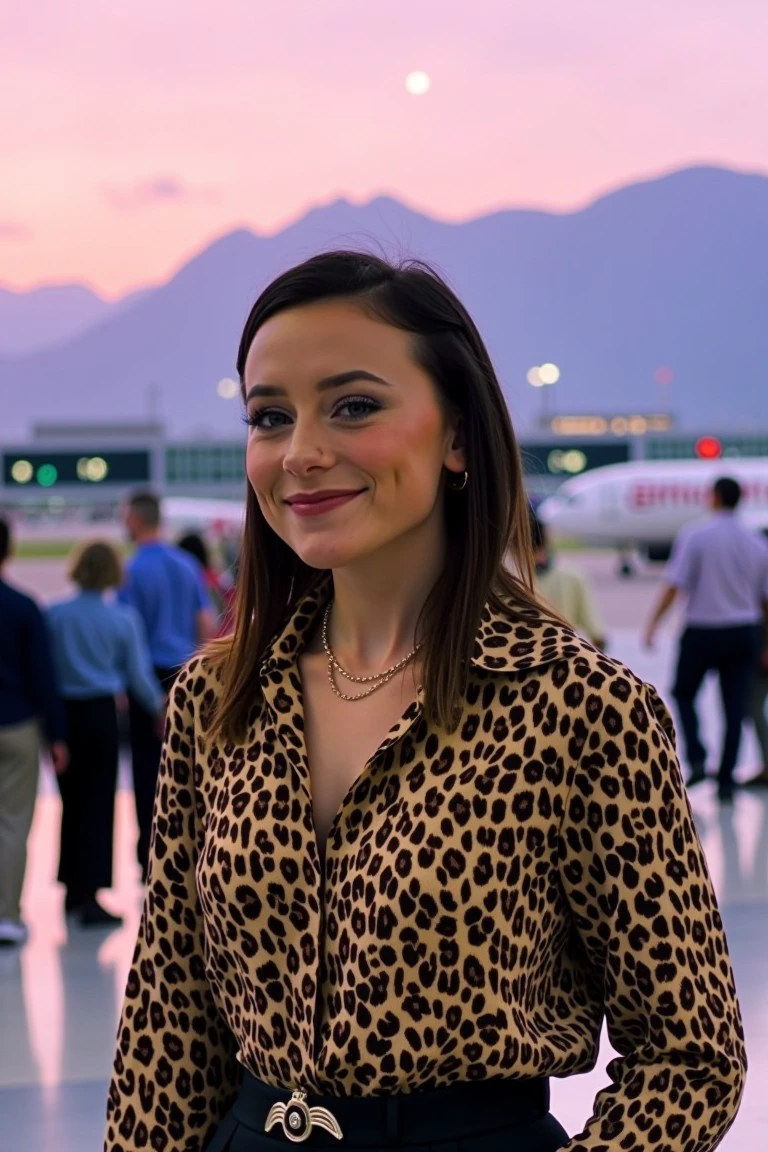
{"left": 292, "top": 544, "right": 366, "bottom": 571}
{"left": 286, "top": 531, "right": 377, "bottom": 573}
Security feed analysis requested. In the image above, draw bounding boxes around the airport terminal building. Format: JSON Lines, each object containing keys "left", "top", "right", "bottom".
{"left": 2, "top": 416, "right": 768, "bottom": 516}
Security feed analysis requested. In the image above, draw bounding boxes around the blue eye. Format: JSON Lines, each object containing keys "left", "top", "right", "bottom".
{"left": 334, "top": 396, "right": 380, "bottom": 420}
{"left": 242, "top": 409, "right": 292, "bottom": 430}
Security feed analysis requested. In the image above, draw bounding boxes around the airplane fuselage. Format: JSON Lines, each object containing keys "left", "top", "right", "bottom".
{"left": 537, "top": 458, "right": 768, "bottom": 549}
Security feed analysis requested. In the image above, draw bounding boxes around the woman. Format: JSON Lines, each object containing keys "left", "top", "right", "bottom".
{"left": 105, "top": 253, "right": 745, "bottom": 1152}
{"left": 47, "top": 540, "right": 165, "bottom": 926}
{"left": 178, "top": 530, "right": 237, "bottom": 635}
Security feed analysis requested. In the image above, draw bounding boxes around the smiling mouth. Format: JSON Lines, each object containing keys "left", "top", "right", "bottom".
{"left": 285, "top": 490, "right": 366, "bottom": 517}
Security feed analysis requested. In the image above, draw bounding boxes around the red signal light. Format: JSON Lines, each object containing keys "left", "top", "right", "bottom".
{"left": 695, "top": 436, "right": 722, "bottom": 460}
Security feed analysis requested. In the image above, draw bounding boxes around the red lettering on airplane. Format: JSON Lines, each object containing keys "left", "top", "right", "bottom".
{"left": 628, "top": 482, "right": 768, "bottom": 509}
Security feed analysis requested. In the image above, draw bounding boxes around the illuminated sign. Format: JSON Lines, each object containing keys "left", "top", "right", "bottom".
{"left": 2, "top": 451, "right": 151, "bottom": 488}
{"left": 521, "top": 441, "right": 630, "bottom": 476}
{"left": 549, "top": 414, "right": 673, "bottom": 437}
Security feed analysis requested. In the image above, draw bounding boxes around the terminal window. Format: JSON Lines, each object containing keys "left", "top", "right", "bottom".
{"left": 165, "top": 445, "right": 244, "bottom": 484}
{"left": 2, "top": 450, "right": 151, "bottom": 487}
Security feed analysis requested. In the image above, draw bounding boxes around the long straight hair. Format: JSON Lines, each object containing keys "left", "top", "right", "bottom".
{"left": 206, "top": 251, "right": 543, "bottom": 742}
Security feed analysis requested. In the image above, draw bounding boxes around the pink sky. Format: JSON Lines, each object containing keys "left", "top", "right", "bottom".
{"left": 2, "top": 0, "right": 767, "bottom": 296}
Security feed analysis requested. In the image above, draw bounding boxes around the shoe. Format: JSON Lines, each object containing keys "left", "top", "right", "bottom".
{"left": 741, "top": 771, "right": 768, "bottom": 789}
{"left": 0, "top": 919, "right": 29, "bottom": 945}
{"left": 78, "top": 900, "right": 123, "bottom": 928}
{"left": 686, "top": 763, "right": 707, "bottom": 787}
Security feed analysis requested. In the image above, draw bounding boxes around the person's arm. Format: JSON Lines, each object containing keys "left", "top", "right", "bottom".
{"left": 104, "top": 659, "right": 240, "bottom": 1151}
{"left": 643, "top": 532, "right": 693, "bottom": 648}
{"left": 556, "top": 682, "right": 746, "bottom": 1151}
{"left": 119, "top": 608, "right": 165, "bottom": 717}
{"left": 643, "top": 584, "right": 678, "bottom": 648}
{"left": 26, "top": 604, "right": 68, "bottom": 773}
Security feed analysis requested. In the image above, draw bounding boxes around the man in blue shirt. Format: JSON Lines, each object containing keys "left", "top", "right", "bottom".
{"left": 0, "top": 517, "right": 68, "bottom": 944}
{"left": 644, "top": 477, "right": 768, "bottom": 802}
{"left": 118, "top": 491, "right": 214, "bottom": 879}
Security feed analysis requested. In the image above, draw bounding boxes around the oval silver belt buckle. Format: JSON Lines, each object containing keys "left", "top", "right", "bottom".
{"left": 265, "top": 1088, "right": 344, "bottom": 1143}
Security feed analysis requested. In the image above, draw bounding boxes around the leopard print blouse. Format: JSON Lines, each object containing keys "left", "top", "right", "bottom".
{"left": 105, "top": 583, "right": 746, "bottom": 1152}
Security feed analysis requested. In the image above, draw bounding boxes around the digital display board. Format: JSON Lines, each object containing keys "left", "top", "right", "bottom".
{"left": 2, "top": 450, "right": 151, "bottom": 488}
{"left": 520, "top": 441, "right": 630, "bottom": 477}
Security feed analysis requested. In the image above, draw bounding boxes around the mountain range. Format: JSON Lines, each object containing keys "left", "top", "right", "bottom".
{"left": 2, "top": 165, "right": 767, "bottom": 440}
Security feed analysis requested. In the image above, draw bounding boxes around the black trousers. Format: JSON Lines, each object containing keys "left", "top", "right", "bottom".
{"left": 672, "top": 624, "right": 761, "bottom": 787}
{"left": 204, "top": 1073, "right": 568, "bottom": 1152}
{"left": 56, "top": 696, "right": 119, "bottom": 904}
{"left": 128, "top": 665, "right": 179, "bottom": 880}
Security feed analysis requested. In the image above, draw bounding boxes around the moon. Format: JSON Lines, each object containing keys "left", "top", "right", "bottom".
{"left": 405, "top": 71, "right": 431, "bottom": 96}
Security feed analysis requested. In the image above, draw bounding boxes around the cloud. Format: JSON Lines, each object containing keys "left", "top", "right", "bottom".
{"left": 104, "top": 177, "right": 215, "bottom": 211}
{"left": 0, "top": 221, "right": 32, "bottom": 241}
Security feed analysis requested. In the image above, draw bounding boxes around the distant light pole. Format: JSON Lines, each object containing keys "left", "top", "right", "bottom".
{"left": 527, "top": 363, "right": 561, "bottom": 429}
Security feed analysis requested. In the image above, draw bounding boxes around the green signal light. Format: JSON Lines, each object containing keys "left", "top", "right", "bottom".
{"left": 37, "top": 464, "right": 59, "bottom": 487}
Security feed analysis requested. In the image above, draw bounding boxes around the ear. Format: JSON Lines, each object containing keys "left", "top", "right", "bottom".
{"left": 443, "top": 412, "right": 467, "bottom": 475}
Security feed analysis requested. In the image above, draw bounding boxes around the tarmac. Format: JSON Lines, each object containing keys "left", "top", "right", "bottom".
{"left": 2, "top": 551, "right": 766, "bottom": 1149}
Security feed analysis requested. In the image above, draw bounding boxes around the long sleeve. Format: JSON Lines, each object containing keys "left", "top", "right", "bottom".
{"left": 105, "top": 660, "right": 240, "bottom": 1152}
{"left": 119, "top": 607, "right": 165, "bottom": 716}
{"left": 27, "top": 603, "right": 66, "bottom": 743}
{"left": 556, "top": 682, "right": 746, "bottom": 1152}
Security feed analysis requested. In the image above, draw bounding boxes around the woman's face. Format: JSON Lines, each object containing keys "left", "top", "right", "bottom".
{"left": 243, "top": 300, "right": 466, "bottom": 572}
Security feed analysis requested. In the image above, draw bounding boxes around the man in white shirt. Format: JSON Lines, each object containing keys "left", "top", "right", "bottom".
{"left": 644, "top": 477, "right": 768, "bottom": 802}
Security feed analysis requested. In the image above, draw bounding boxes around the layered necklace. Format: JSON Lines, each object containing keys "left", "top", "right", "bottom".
{"left": 321, "top": 603, "right": 422, "bottom": 702}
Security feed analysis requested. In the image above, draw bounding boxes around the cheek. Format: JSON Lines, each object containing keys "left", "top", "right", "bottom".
{"left": 361, "top": 409, "right": 447, "bottom": 481}
{"left": 245, "top": 438, "right": 280, "bottom": 493}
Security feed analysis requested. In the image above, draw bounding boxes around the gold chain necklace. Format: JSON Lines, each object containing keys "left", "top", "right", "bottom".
{"left": 321, "top": 603, "right": 422, "bottom": 702}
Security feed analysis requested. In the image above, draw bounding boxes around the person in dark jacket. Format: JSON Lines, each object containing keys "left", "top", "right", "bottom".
{"left": 0, "top": 516, "right": 68, "bottom": 946}
{"left": 47, "top": 540, "right": 165, "bottom": 927}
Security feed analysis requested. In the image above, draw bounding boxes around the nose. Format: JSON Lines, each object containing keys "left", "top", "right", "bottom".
{"left": 282, "top": 418, "right": 334, "bottom": 478}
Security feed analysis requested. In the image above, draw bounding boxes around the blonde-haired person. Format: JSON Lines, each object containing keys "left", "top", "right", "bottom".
{"left": 530, "top": 508, "right": 606, "bottom": 650}
{"left": 47, "top": 540, "right": 165, "bottom": 927}
{"left": 106, "top": 253, "right": 744, "bottom": 1152}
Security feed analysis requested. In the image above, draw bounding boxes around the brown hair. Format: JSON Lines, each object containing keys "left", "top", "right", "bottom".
{"left": 127, "top": 488, "right": 161, "bottom": 529}
{"left": 206, "top": 251, "right": 548, "bottom": 743}
{"left": 69, "top": 540, "right": 123, "bottom": 591}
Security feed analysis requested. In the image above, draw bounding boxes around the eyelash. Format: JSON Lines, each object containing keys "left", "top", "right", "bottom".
{"left": 242, "top": 395, "right": 381, "bottom": 431}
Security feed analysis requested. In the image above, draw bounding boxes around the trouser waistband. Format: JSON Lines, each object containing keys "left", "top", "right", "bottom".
{"left": 232, "top": 1072, "right": 551, "bottom": 1146}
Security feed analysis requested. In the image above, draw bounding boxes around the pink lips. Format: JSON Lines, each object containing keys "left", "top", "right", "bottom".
{"left": 285, "top": 489, "right": 365, "bottom": 517}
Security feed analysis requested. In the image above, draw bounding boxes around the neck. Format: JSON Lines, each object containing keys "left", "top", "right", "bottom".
{"left": 326, "top": 521, "right": 446, "bottom": 676}
{"left": 135, "top": 529, "right": 161, "bottom": 545}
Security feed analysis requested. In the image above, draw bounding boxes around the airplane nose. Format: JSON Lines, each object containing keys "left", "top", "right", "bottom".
{"left": 536, "top": 497, "right": 569, "bottom": 535}
{"left": 537, "top": 497, "right": 559, "bottom": 525}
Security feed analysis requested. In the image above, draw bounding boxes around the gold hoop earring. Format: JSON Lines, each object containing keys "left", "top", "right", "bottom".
{"left": 447, "top": 470, "right": 469, "bottom": 491}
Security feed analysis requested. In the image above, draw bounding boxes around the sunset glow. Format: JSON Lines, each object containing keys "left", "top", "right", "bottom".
{"left": 2, "top": 0, "right": 767, "bottom": 294}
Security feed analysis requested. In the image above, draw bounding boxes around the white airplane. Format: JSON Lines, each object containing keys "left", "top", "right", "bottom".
{"left": 537, "top": 457, "right": 768, "bottom": 574}
{"left": 163, "top": 496, "right": 245, "bottom": 536}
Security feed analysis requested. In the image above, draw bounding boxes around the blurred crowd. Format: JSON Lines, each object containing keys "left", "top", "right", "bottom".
{"left": 0, "top": 478, "right": 766, "bottom": 945}
{"left": 0, "top": 490, "right": 236, "bottom": 943}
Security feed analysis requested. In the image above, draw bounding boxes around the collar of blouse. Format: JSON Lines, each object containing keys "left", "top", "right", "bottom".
{"left": 258, "top": 574, "right": 585, "bottom": 689}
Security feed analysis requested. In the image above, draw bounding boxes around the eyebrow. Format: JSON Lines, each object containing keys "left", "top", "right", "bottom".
{"left": 244, "top": 370, "right": 390, "bottom": 404}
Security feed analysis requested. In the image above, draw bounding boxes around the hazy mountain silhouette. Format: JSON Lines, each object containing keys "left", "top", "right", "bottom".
{"left": 2, "top": 165, "right": 767, "bottom": 440}
{"left": 0, "top": 283, "right": 153, "bottom": 356}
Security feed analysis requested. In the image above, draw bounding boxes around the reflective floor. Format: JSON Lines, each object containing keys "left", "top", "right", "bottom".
{"left": 2, "top": 627, "right": 767, "bottom": 1149}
